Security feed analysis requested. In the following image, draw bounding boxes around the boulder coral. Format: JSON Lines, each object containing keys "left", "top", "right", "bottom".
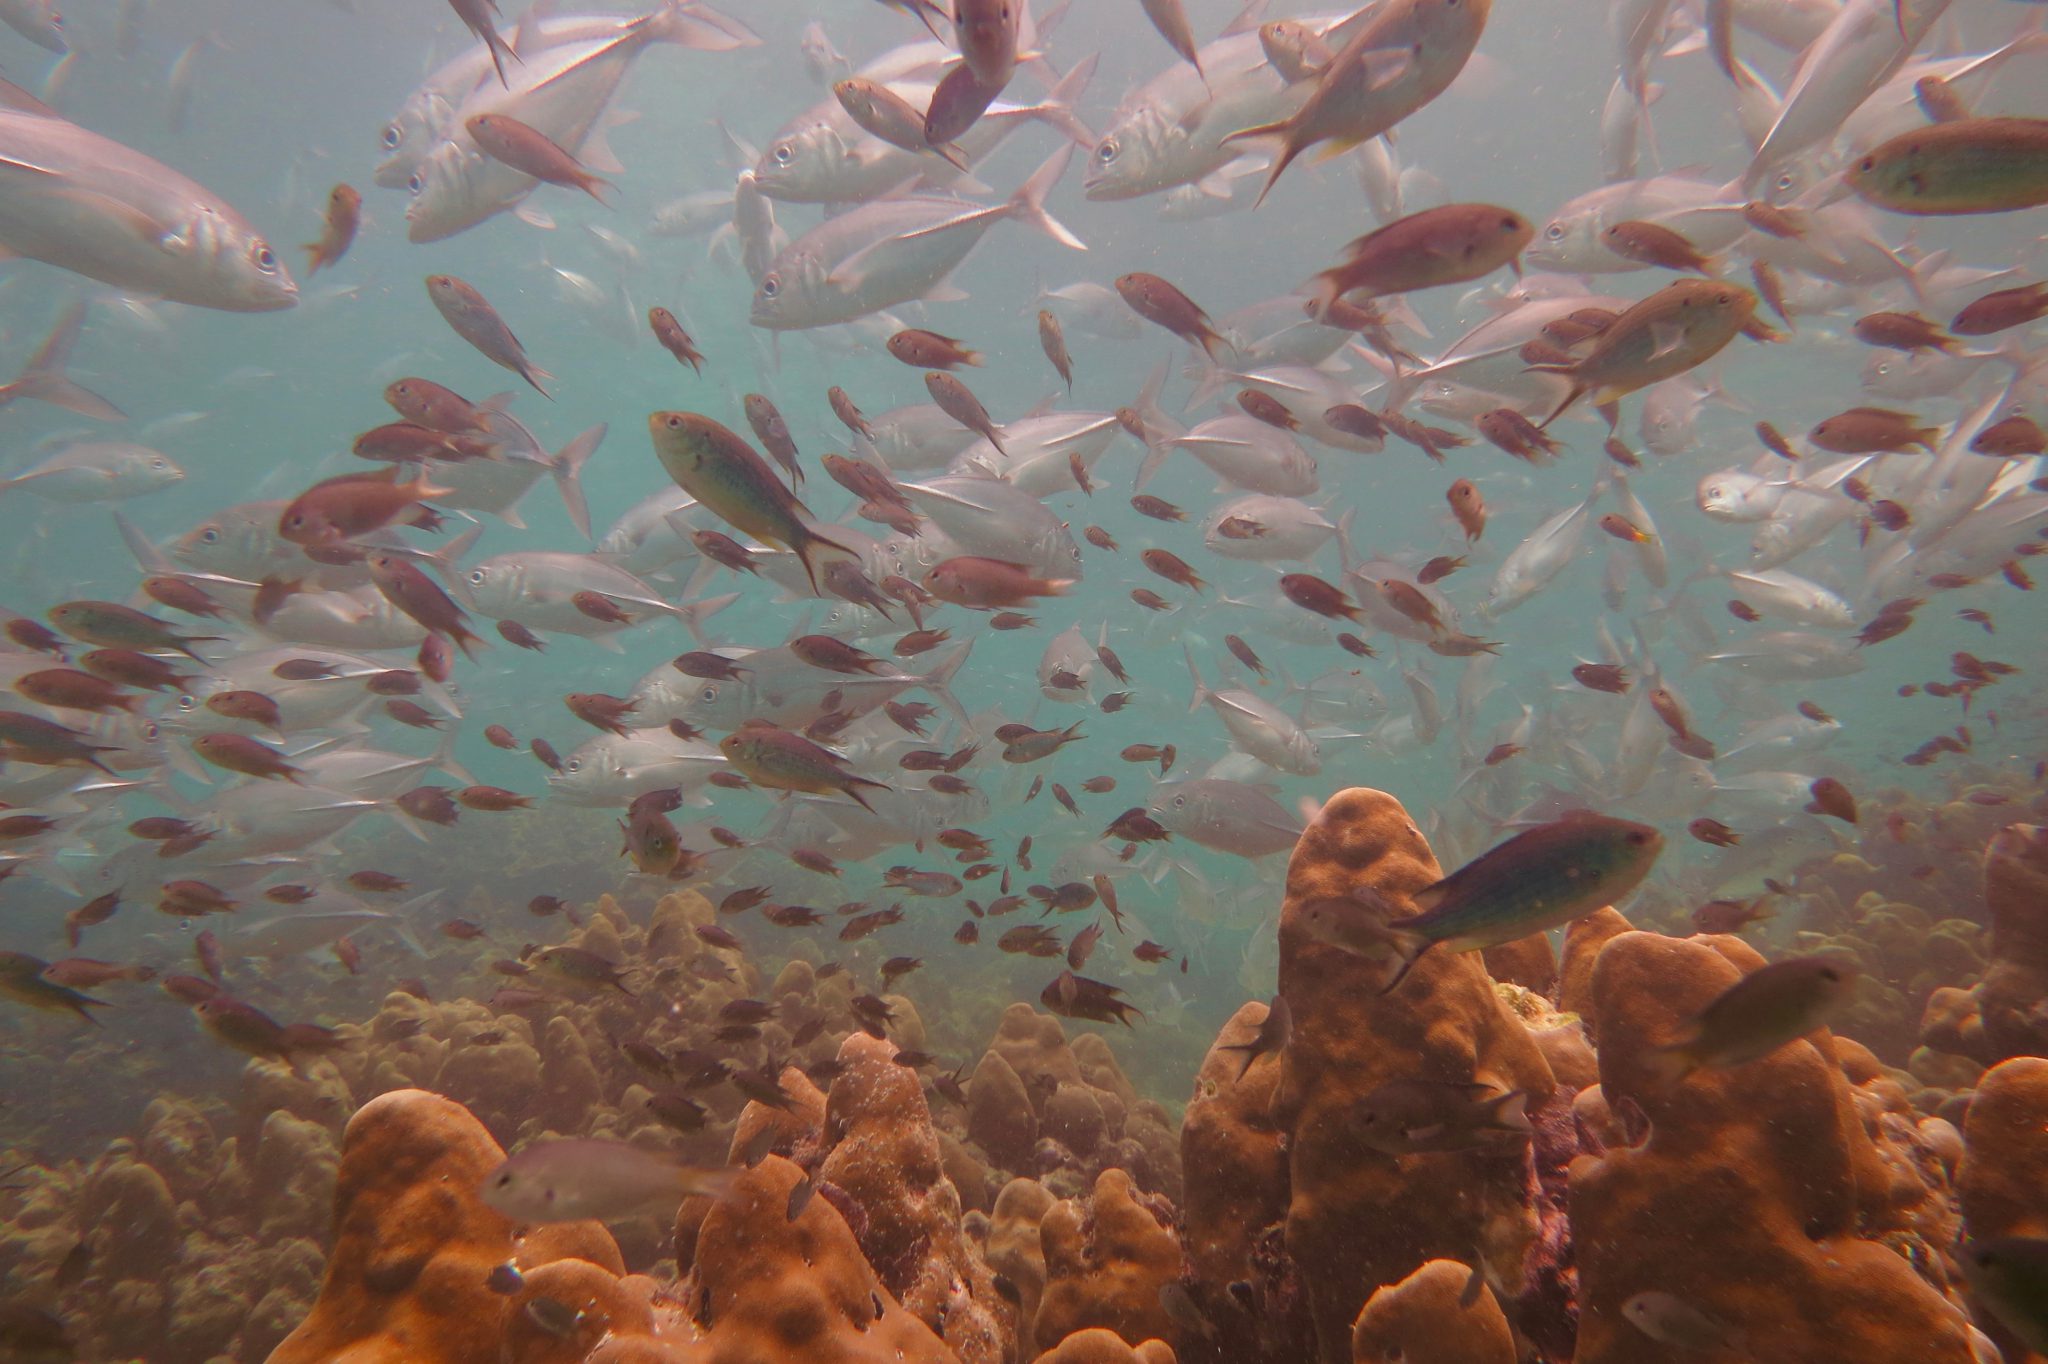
{"left": 1569, "top": 931, "right": 1977, "bottom": 1364}
{"left": 266, "top": 1088, "right": 622, "bottom": 1364}
{"left": 1272, "top": 788, "right": 1556, "bottom": 1362}
{"left": 1349, "top": 1259, "right": 1514, "bottom": 1364}
{"left": 1957, "top": 1055, "right": 2048, "bottom": 1359}
{"left": 1921, "top": 824, "right": 2048, "bottom": 1066}
{"left": 1034, "top": 1166, "right": 1182, "bottom": 1352}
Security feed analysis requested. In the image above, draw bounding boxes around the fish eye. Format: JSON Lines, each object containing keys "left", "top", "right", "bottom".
{"left": 1857, "top": 156, "right": 1875, "bottom": 173}
{"left": 1544, "top": 222, "right": 1564, "bottom": 241}
{"left": 254, "top": 243, "right": 277, "bottom": 271}
{"left": 467, "top": 570, "right": 485, "bottom": 585}
{"left": 700, "top": 686, "right": 718, "bottom": 702}
{"left": 1096, "top": 138, "right": 1119, "bottom": 164}
{"left": 772, "top": 143, "right": 794, "bottom": 165}
{"left": 1820, "top": 965, "right": 1841, "bottom": 981}
{"left": 201, "top": 527, "right": 220, "bottom": 543}
{"left": 407, "top": 173, "right": 424, "bottom": 194}
{"left": 176, "top": 695, "right": 196, "bottom": 711}
{"left": 382, "top": 124, "right": 402, "bottom": 149}
{"left": 144, "top": 723, "right": 159, "bottom": 740}
{"left": 1775, "top": 171, "right": 1797, "bottom": 191}
{"left": 760, "top": 276, "right": 780, "bottom": 299}
{"left": 1172, "top": 795, "right": 1184, "bottom": 808}
{"left": 565, "top": 759, "right": 581, "bottom": 773}
{"left": 1626, "top": 830, "right": 1651, "bottom": 845}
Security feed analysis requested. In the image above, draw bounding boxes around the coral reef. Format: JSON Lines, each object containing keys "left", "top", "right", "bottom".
{"left": 267, "top": 1089, "right": 621, "bottom": 1364}
{"left": 1569, "top": 931, "right": 1975, "bottom": 1364}
{"left": 1349, "top": 1259, "right": 1514, "bottom": 1364}
{"left": 1957, "top": 1056, "right": 2048, "bottom": 1360}
{"left": 1920, "top": 824, "right": 2048, "bottom": 1068}
{"left": 1272, "top": 788, "right": 1556, "bottom": 1362}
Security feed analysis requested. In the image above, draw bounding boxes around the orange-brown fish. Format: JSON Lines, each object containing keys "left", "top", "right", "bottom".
{"left": 1038, "top": 310, "right": 1073, "bottom": 391}
{"left": 1304, "top": 203, "right": 1530, "bottom": 318}
{"left": 466, "top": 112, "right": 614, "bottom": 205}
{"left": 1808, "top": 407, "right": 1939, "bottom": 454}
{"left": 1847, "top": 117, "right": 2048, "bottom": 215}
{"left": 1601, "top": 219, "right": 1714, "bottom": 274}
{"left": 925, "top": 371, "right": 1006, "bottom": 453}
{"left": 1446, "top": 479, "right": 1486, "bottom": 540}
{"left": 719, "top": 721, "right": 890, "bottom": 811}
{"left": 888, "top": 328, "right": 982, "bottom": 370}
{"left": 1531, "top": 280, "right": 1757, "bottom": 428}
{"left": 1805, "top": 777, "right": 1858, "bottom": 824}
{"left": 1973, "top": 416, "right": 2046, "bottom": 458}
{"left": 427, "top": 274, "right": 552, "bottom": 397}
{"left": 1141, "top": 548, "right": 1207, "bottom": 593}
{"left": 1951, "top": 281, "right": 2048, "bottom": 335}
{"left": 384, "top": 377, "right": 493, "bottom": 435}
{"left": 649, "top": 307, "right": 705, "bottom": 373}
{"left": 924, "top": 556, "right": 1072, "bottom": 608}
{"left": 1853, "top": 311, "right": 1956, "bottom": 353}
{"left": 1116, "top": 272, "right": 1232, "bottom": 361}
{"left": 192, "top": 732, "right": 304, "bottom": 783}
{"left": 649, "top": 412, "right": 853, "bottom": 594}
{"left": 302, "top": 184, "right": 361, "bottom": 275}
{"left": 1279, "top": 572, "right": 1364, "bottom": 622}
{"left": 278, "top": 469, "right": 449, "bottom": 544}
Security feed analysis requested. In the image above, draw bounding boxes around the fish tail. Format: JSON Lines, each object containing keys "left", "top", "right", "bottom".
{"left": 1536, "top": 380, "right": 1588, "bottom": 430}
{"left": 547, "top": 424, "right": 606, "bottom": 541}
{"left": 1007, "top": 145, "right": 1087, "bottom": 251}
{"left": 1375, "top": 928, "right": 1435, "bottom": 995}
{"left": 794, "top": 522, "right": 859, "bottom": 596}
{"left": 1025, "top": 52, "right": 1099, "bottom": 147}
{"left": 1642, "top": 1041, "right": 1699, "bottom": 1087}
{"left": 919, "top": 641, "right": 975, "bottom": 726}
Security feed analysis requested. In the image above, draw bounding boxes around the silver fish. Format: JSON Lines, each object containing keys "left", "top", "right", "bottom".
{"left": 0, "top": 78, "right": 295, "bottom": 309}
{"left": 750, "top": 147, "right": 1084, "bottom": 329}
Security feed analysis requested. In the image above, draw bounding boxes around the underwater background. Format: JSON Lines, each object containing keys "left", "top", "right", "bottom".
{"left": 0, "top": 0, "right": 2045, "bottom": 1359}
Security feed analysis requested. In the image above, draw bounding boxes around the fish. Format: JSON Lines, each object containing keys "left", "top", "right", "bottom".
{"left": 302, "top": 184, "right": 361, "bottom": 274}
{"left": 1847, "top": 117, "right": 2048, "bottom": 215}
{"left": 648, "top": 412, "right": 855, "bottom": 594}
{"left": 1224, "top": 0, "right": 1494, "bottom": 205}
{"left": 1960, "top": 1238, "right": 2048, "bottom": 1353}
{"left": 1380, "top": 813, "right": 1664, "bottom": 991}
{"left": 1216, "top": 995, "right": 1290, "bottom": 1080}
{"left": 1350, "top": 1079, "right": 1532, "bottom": 1155}
{"left": 0, "top": 77, "right": 296, "bottom": 309}
{"left": 750, "top": 147, "right": 1084, "bottom": 329}
{"left": 482, "top": 1138, "right": 734, "bottom": 1223}
{"left": 1647, "top": 956, "right": 1858, "bottom": 1083}
{"left": 426, "top": 275, "right": 553, "bottom": 397}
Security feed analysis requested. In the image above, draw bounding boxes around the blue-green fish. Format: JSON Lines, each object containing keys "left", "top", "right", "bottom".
{"left": 648, "top": 411, "right": 854, "bottom": 594}
{"left": 1381, "top": 813, "right": 1663, "bottom": 991}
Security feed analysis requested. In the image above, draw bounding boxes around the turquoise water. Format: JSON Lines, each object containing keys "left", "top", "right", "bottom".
{"left": 0, "top": 0, "right": 2045, "bottom": 1356}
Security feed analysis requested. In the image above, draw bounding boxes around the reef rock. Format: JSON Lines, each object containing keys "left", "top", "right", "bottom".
{"left": 1569, "top": 931, "right": 1976, "bottom": 1364}
{"left": 1271, "top": 788, "right": 1556, "bottom": 1362}
{"left": 265, "top": 1088, "right": 622, "bottom": 1364}
{"left": 1349, "top": 1259, "right": 1514, "bottom": 1364}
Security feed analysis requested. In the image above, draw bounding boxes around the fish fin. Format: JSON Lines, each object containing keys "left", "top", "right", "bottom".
{"left": 1021, "top": 51, "right": 1098, "bottom": 147}
{"left": 514, "top": 203, "right": 557, "bottom": 231}
{"left": 919, "top": 640, "right": 976, "bottom": 726}
{"left": 580, "top": 121, "right": 626, "bottom": 177}
{"left": 1374, "top": 929, "right": 1435, "bottom": 994}
{"left": 430, "top": 729, "right": 475, "bottom": 788}
{"left": 7, "top": 372, "right": 126, "bottom": 422}
{"left": 1217, "top": 0, "right": 1269, "bottom": 38}
{"left": 0, "top": 76, "right": 59, "bottom": 117}
{"left": 1641, "top": 1040, "right": 1697, "bottom": 1087}
{"left": 547, "top": 424, "right": 606, "bottom": 541}
{"left": 1006, "top": 144, "right": 1086, "bottom": 251}
{"left": 1484, "top": 1088, "right": 1533, "bottom": 1134}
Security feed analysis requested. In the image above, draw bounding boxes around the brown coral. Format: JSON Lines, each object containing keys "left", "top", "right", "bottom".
{"left": 1036, "top": 1166, "right": 1181, "bottom": 1352}
{"left": 1569, "top": 931, "right": 1976, "bottom": 1364}
{"left": 266, "top": 1088, "right": 621, "bottom": 1364}
{"left": 1272, "top": 788, "right": 1556, "bottom": 1362}
{"left": 1349, "top": 1259, "right": 1514, "bottom": 1364}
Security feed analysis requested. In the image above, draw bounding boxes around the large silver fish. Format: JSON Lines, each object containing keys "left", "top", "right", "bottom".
{"left": 0, "top": 0, "right": 64, "bottom": 54}
{"left": 0, "top": 78, "right": 296, "bottom": 309}
{"left": 377, "top": 1, "right": 759, "bottom": 189}
{"left": 750, "top": 147, "right": 1084, "bottom": 330}
{"left": 404, "top": 3, "right": 759, "bottom": 241}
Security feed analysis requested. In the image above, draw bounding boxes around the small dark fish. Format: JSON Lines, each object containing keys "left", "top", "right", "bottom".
{"left": 1217, "top": 995, "right": 1290, "bottom": 1081}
